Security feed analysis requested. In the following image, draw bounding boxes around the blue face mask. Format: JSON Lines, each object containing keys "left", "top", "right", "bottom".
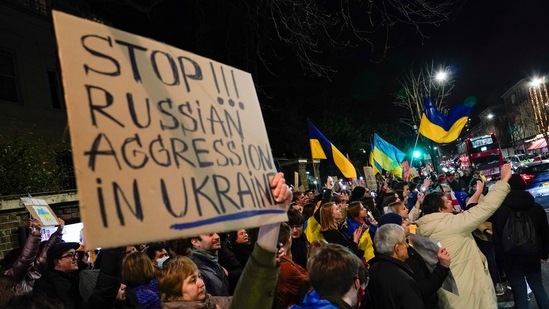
{"left": 156, "top": 256, "right": 169, "bottom": 269}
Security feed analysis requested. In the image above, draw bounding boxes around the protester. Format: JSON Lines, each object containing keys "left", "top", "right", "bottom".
{"left": 319, "top": 202, "right": 363, "bottom": 257}
{"left": 289, "top": 244, "right": 368, "bottom": 309}
{"left": 416, "top": 163, "right": 511, "bottom": 309}
{"left": 368, "top": 224, "right": 425, "bottom": 309}
{"left": 376, "top": 213, "right": 451, "bottom": 309}
{"left": 121, "top": 251, "right": 161, "bottom": 309}
{"left": 275, "top": 222, "right": 310, "bottom": 308}
{"left": 160, "top": 172, "right": 292, "bottom": 309}
{"left": 491, "top": 174, "right": 549, "bottom": 309}
{"left": 287, "top": 210, "right": 309, "bottom": 269}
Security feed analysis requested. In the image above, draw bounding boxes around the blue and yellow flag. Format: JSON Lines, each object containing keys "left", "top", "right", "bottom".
{"left": 418, "top": 97, "right": 475, "bottom": 143}
{"left": 308, "top": 121, "right": 357, "bottom": 178}
{"left": 370, "top": 133, "right": 406, "bottom": 178}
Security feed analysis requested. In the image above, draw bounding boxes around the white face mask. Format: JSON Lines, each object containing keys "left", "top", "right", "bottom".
{"left": 156, "top": 256, "right": 169, "bottom": 269}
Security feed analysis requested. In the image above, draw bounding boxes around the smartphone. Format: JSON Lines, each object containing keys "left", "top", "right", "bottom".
{"left": 436, "top": 241, "right": 442, "bottom": 248}
{"left": 367, "top": 210, "right": 373, "bottom": 219}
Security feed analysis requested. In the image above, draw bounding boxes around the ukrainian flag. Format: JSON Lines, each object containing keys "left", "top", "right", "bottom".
{"left": 308, "top": 121, "right": 357, "bottom": 178}
{"left": 370, "top": 134, "right": 406, "bottom": 178}
{"left": 418, "top": 97, "right": 475, "bottom": 143}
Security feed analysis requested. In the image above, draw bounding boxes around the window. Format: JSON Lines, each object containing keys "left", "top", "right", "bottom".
{"left": 0, "top": 49, "right": 18, "bottom": 103}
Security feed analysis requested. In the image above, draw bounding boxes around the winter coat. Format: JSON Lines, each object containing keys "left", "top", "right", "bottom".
{"left": 491, "top": 190, "right": 549, "bottom": 263}
{"left": 368, "top": 254, "right": 425, "bottom": 309}
{"left": 34, "top": 269, "right": 82, "bottom": 309}
{"left": 34, "top": 248, "right": 124, "bottom": 309}
{"left": 289, "top": 290, "right": 352, "bottom": 309}
{"left": 321, "top": 229, "right": 362, "bottom": 257}
{"left": 276, "top": 255, "right": 310, "bottom": 308}
{"left": 3, "top": 227, "right": 62, "bottom": 295}
{"left": 162, "top": 294, "right": 231, "bottom": 309}
{"left": 191, "top": 249, "right": 230, "bottom": 297}
{"left": 416, "top": 180, "right": 510, "bottom": 309}
{"left": 230, "top": 243, "right": 280, "bottom": 309}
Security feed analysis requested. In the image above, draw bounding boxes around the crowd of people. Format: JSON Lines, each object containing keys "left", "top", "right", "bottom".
{"left": 0, "top": 165, "right": 548, "bottom": 309}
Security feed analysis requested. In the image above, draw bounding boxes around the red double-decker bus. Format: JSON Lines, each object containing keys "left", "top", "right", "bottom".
{"left": 457, "top": 134, "right": 504, "bottom": 180}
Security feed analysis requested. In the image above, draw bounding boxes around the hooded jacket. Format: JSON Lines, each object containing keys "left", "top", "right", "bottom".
{"left": 416, "top": 180, "right": 510, "bottom": 309}
{"left": 491, "top": 185, "right": 549, "bottom": 262}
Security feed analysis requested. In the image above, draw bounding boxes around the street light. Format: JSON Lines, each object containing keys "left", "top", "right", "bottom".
{"left": 435, "top": 70, "right": 448, "bottom": 83}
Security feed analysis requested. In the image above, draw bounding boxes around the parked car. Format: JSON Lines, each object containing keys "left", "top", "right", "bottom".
{"left": 506, "top": 154, "right": 529, "bottom": 171}
{"left": 516, "top": 160, "right": 549, "bottom": 210}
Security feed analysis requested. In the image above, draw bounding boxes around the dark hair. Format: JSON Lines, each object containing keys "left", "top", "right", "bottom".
{"left": 421, "top": 192, "right": 445, "bottom": 215}
{"left": 330, "top": 195, "right": 342, "bottom": 204}
{"left": 165, "top": 239, "right": 193, "bottom": 257}
{"left": 287, "top": 209, "right": 305, "bottom": 226}
{"left": 382, "top": 194, "right": 398, "bottom": 207}
{"left": 302, "top": 203, "right": 316, "bottom": 220}
{"left": 145, "top": 243, "right": 166, "bottom": 260}
{"left": 409, "top": 182, "right": 417, "bottom": 191}
{"left": 393, "top": 181, "right": 408, "bottom": 191}
{"left": 395, "top": 189, "right": 404, "bottom": 201}
{"left": 278, "top": 223, "right": 291, "bottom": 246}
{"left": 346, "top": 201, "right": 363, "bottom": 219}
{"left": 308, "top": 244, "right": 367, "bottom": 298}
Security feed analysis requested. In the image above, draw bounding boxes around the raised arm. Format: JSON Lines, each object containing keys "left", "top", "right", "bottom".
{"left": 231, "top": 172, "right": 291, "bottom": 309}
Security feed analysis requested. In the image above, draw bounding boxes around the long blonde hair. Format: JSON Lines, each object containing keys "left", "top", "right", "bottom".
{"left": 319, "top": 202, "right": 338, "bottom": 230}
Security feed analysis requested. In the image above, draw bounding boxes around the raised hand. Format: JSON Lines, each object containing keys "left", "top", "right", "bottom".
{"left": 437, "top": 247, "right": 451, "bottom": 268}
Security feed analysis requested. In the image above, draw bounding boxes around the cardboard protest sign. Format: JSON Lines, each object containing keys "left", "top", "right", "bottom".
{"left": 52, "top": 11, "right": 287, "bottom": 248}
{"left": 21, "top": 198, "right": 59, "bottom": 227}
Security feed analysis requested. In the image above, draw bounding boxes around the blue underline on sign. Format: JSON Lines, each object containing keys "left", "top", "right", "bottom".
{"left": 169, "top": 209, "right": 287, "bottom": 230}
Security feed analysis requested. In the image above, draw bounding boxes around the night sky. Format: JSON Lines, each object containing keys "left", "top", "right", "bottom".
{"left": 65, "top": 0, "right": 549, "bottom": 160}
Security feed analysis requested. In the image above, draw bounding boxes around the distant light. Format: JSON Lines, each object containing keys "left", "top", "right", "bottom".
{"left": 433, "top": 146, "right": 438, "bottom": 150}
{"left": 306, "top": 171, "right": 310, "bottom": 175}
{"left": 530, "top": 77, "right": 543, "bottom": 87}
{"left": 435, "top": 71, "right": 448, "bottom": 82}
{"left": 487, "top": 114, "right": 494, "bottom": 119}
{"left": 413, "top": 150, "right": 421, "bottom": 158}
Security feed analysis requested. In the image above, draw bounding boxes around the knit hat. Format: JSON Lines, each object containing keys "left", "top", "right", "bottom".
{"left": 350, "top": 186, "right": 367, "bottom": 202}
{"left": 378, "top": 213, "right": 403, "bottom": 227}
{"left": 47, "top": 242, "right": 80, "bottom": 267}
{"left": 508, "top": 174, "right": 526, "bottom": 191}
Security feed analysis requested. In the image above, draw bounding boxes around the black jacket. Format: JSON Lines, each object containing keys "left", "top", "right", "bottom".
{"left": 405, "top": 246, "right": 449, "bottom": 309}
{"left": 321, "top": 229, "right": 363, "bottom": 257}
{"left": 491, "top": 190, "right": 549, "bottom": 262}
{"left": 34, "top": 269, "right": 82, "bottom": 309}
{"left": 368, "top": 254, "right": 425, "bottom": 309}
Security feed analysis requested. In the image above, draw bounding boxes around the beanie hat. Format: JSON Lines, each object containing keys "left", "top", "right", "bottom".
{"left": 350, "top": 187, "right": 367, "bottom": 202}
{"left": 508, "top": 174, "right": 526, "bottom": 191}
{"left": 378, "top": 213, "right": 403, "bottom": 227}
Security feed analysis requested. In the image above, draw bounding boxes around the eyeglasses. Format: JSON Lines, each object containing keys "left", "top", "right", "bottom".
{"left": 60, "top": 252, "right": 78, "bottom": 260}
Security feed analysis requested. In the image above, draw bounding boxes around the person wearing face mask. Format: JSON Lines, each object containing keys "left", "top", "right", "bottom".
{"left": 146, "top": 243, "right": 170, "bottom": 275}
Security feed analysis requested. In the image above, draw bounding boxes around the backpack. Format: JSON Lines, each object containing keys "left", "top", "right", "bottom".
{"left": 501, "top": 209, "right": 539, "bottom": 255}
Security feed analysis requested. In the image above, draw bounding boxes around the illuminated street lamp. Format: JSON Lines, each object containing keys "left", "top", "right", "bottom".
{"left": 435, "top": 70, "right": 448, "bottom": 83}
